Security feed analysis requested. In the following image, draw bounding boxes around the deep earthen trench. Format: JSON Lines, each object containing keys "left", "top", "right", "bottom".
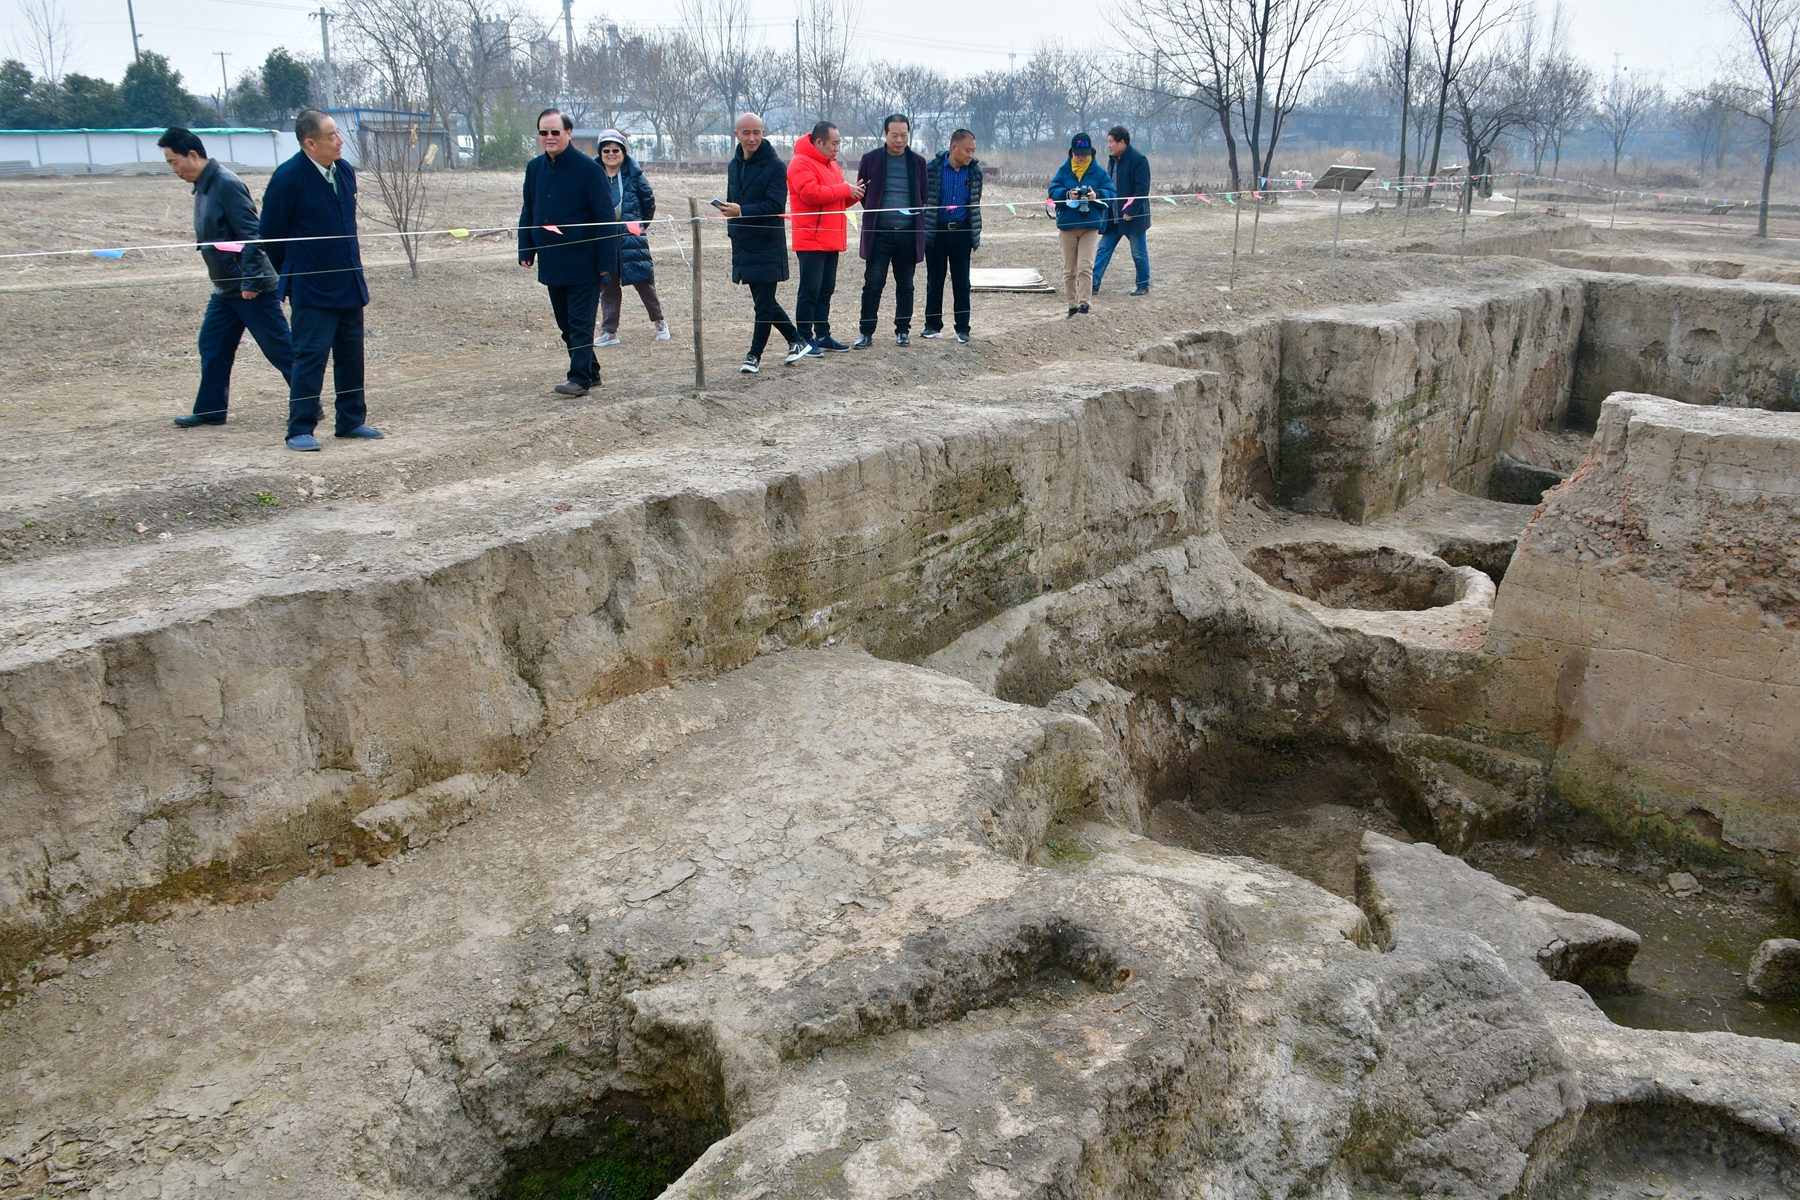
{"left": 6, "top": 267, "right": 1800, "bottom": 1198}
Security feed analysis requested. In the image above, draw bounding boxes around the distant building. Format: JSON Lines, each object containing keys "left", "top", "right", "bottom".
{"left": 0, "top": 126, "right": 294, "bottom": 173}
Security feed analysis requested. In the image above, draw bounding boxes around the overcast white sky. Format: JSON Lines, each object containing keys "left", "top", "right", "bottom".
{"left": 15, "top": 0, "right": 1730, "bottom": 108}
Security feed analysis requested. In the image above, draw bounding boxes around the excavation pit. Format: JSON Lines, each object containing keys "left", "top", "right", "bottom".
{"left": 1244, "top": 541, "right": 1464, "bottom": 611}
{"left": 7, "top": 239, "right": 1800, "bottom": 1197}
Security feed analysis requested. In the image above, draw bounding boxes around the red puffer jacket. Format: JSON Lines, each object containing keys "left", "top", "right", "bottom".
{"left": 787, "top": 134, "right": 855, "bottom": 252}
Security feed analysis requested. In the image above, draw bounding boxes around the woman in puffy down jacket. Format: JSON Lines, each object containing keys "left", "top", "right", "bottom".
{"left": 594, "top": 130, "right": 668, "bottom": 346}
{"left": 786, "top": 120, "right": 866, "bottom": 352}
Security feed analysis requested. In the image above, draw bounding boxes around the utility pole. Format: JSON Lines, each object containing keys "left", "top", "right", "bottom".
{"left": 215, "top": 51, "right": 231, "bottom": 118}
{"left": 312, "top": 8, "right": 336, "bottom": 109}
{"left": 795, "top": 17, "right": 803, "bottom": 121}
{"left": 561, "top": 0, "right": 575, "bottom": 103}
{"left": 124, "top": 0, "right": 142, "bottom": 62}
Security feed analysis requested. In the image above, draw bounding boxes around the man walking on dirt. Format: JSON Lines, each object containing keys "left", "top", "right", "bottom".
{"left": 158, "top": 126, "right": 294, "bottom": 429}
{"left": 1092, "top": 126, "right": 1152, "bottom": 296}
{"left": 519, "top": 108, "right": 618, "bottom": 397}
{"left": 260, "top": 109, "right": 384, "bottom": 451}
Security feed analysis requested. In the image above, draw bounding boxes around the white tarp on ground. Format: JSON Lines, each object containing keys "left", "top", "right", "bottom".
{"left": 0, "top": 128, "right": 295, "bottom": 170}
{"left": 968, "top": 268, "right": 1054, "bottom": 292}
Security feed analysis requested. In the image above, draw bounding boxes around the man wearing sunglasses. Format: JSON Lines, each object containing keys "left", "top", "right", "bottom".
{"left": 519, "top": 109, "right": 618, "bottom": 397}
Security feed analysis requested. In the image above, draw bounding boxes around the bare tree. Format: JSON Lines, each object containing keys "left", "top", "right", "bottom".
{"left": 13, "top": 0, "right": 71, "bottom": 91}
{"left": 1674, "top": 81, "right": 1746, "bottom": 176}
{"left": 1725, "top": 0, "right": 1800, "bottom": 236}
{"left": 1422, "top": 0, "right": 1518, "bottom": 192}
{"left": 1449, "top": 44, "right": 1529, "bottom": 201}
{"left": 630, "top": 30, "right": 711, "bottom": 159}
{"left": 439, "top": 0, "right": 528, "bottom": 167}
{"left": 798, "top": 0, "right": 861, "bottom": 124}
{"left": 1122, "top": 0, "right": 1248, "bottom": 187}
{"left": 1592, "top": 70, "right": 1662, "bottom": 176}
{"left": 1381, "top": 0, "right": 1428, "bottom": 199}
{"left": 682, "top": 0, "right": 757, "bottom": 125}
{"left": 1235, "top": 0, "right": 1360, "bottom": 183}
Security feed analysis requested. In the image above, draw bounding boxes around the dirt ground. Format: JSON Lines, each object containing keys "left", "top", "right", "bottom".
{"left": 4, "top": 169, "right": 1782, "bottom": 567}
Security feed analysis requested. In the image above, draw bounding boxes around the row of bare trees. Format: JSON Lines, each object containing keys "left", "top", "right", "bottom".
{"left": 315, "top": 0, "right": 1800, "bottom": 235}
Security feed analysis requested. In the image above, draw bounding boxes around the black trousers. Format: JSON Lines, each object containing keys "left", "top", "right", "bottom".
{"left": 195, "top": 291, "right": 293, "bottom": 420}
{"left": 924, "top": 223, "right": 974, "bottom": 335}
{"left": 287, "top": 304, "right": 365, "bottom": 439}
{"left": 546, "top": 281, "right": 601, "bottom": 387}
{"left": 859, "top": 229, "right": 917, "bottom": 335}
{"left": 795, "top": 250, "right": 839, "bottom": 341}
{"left": 747, "top": 280, "right": 799, "bottom": 357}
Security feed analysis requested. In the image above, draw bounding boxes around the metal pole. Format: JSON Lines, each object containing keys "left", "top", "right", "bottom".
{"left": 124, "top": 0, "right": 142, "bottom": 61}
{"left": 1401, "top": 177, "right": 1412, "bottom": 236}
{"left": 1331, "top": 188, "right": 1344, "bottom": 266}
{"left": 562, "top": 0, "right": 575, "bottom": 101}
{"left": 1610, "top": 188, "right": 1620, "bottom": 229}
{"left": 689, "top": 197, "right": 706, "bottom": 390}
{"left": 314, "top": 9, "right": 336, "bottom": 109}
{"left": 1250, "top": 187, "right": 1262, "bottom": 256}
{"left": 1229, "top": 190, "right": 1242, "bottom": 290}
{"left": 216, "top": 52, "right": 231, "bottom": 118}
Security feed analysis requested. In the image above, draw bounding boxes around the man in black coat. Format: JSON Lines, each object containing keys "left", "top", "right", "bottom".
{"left": 158, "top": 126, "right": 293, "bottom": 429}
{"left": 921, "top": 129, "right": 983, "bottom": 343}
{"left": 855, "top": 114, "right": 928, "bottom": 347}
{"left": 519, "top": 108, "right": 619, "bottom": 397}
{"left": 1093, "top": 126, "right": 1152, "bottom": 296}
{"left": 259, "top": 109, "right": 382, "bottom": 451}
{"left": 720, "top": 112, "right": 808, "bottom": 373}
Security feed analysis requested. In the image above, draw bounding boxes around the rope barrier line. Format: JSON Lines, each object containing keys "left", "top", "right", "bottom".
{"left": 0, "top": 170, "right": 1762, "bottom": 264}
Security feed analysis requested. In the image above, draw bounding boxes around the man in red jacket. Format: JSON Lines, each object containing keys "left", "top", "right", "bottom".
{"left": 787, "top": 121, "right": 866, "bottom": 355}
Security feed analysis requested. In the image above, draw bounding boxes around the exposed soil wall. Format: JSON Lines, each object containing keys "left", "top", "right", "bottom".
{"left": 1482, "top": 394, "right": 1800, "bottom": 881}
{"left": 1144, "top": 278, "right": 1585, "bottom": 522}
{"left": 1569, "top": 276, "right": 1800, "bottom": 426}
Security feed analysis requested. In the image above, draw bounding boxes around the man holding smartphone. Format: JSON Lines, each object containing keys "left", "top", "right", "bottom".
{"left": 854, "top": 114, "right": 928, "bottom": 348}
{"left": 519, "top": 108, "right": 617, "bottom": 397}
{"left": 719, "top": 112, "right": 809, "bottom": 373}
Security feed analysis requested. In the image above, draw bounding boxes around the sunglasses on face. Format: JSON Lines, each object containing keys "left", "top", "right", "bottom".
{"left": 538, "top": 128, "right": 564, "bottom": 138}
{"left": 601, "top": 146, "right": 623, "bottom": 153}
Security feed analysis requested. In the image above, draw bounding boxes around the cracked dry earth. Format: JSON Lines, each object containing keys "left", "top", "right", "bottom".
{"left": 7, "top": 191, "right": 1800, "bottom": 1199}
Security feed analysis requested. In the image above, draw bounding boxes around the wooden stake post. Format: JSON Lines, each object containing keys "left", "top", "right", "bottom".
{"left": 689, "top": 197, "right": 705, "bottom": 390}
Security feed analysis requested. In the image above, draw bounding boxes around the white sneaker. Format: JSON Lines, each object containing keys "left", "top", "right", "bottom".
{"left": 783, "top": 341, "right": 809, "bottom": 365}
{"left": 654, "top": 320, "right": 670, "bottom": 341}
{"left": 741, "top": 354, "right": 760, "bottom": 373}
{"left": 595, "top": 333, "right": 622, "bottom": 348}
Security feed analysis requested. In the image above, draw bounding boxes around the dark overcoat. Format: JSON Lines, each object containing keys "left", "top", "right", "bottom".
{"left": 726, "top": 138, "right": 789, "bottom": 284}
{"left": 518, "top": 146, "right": 619, "bottom": 286}
{"left": 259, "top": 150, "right": 369, "bottom": 309}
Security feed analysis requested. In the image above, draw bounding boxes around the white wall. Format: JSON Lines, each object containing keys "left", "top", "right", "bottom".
{"left": 0, "top": 129, "right": 294, "bottom": 170}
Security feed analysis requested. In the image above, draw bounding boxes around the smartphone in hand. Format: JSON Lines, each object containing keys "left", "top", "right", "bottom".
{"left": 710, "top": 198, "right": 727, "bottom": 208}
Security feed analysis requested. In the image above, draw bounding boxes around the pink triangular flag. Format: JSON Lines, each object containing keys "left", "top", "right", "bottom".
{"left": 626, "top": 221, "right": 643, "bottom": 235}
{"left": 542, "top": 224, "right": 563, "bottom": 235}
{"left": 213, "top": 241, "right": 245, "bottom": 253}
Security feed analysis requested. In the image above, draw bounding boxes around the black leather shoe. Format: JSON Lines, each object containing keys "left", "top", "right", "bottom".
{"left": 172, "top": 414, "right": 225, "bottom": 428}
{"left": 895, "top": 331, "right": 910, "bottom": 347}
{"left": 1131, "top": 285, "right": 1150, "bottom": 296}
{"left": 853, "top": 334, "right": 873, "bottom": 349}
{"left": 1078, "top": 302, "right": 1090, "bottom": 314}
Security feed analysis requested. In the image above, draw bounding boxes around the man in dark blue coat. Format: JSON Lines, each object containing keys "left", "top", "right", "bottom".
{"left": 720, "top": 112, "right": 807, "bottom": 373}
{"left": 258, "top": 109, "right": 382, "bottom": 451}
{"left": 1093, "top": 126, "right": 1152, "bottom": 296}
{"left": 519, "top": 108, "right": 618, "bottom": 397}
{"left": 854, "top": 114, "right": 928, "bottom": 347}
{"left": 157, "top": 126, "right": 293, "bottom": 429}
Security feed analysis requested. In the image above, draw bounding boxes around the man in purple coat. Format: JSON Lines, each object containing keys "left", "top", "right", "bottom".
{"left": 853, "top": 114, "right": 928, "bottom": 348}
